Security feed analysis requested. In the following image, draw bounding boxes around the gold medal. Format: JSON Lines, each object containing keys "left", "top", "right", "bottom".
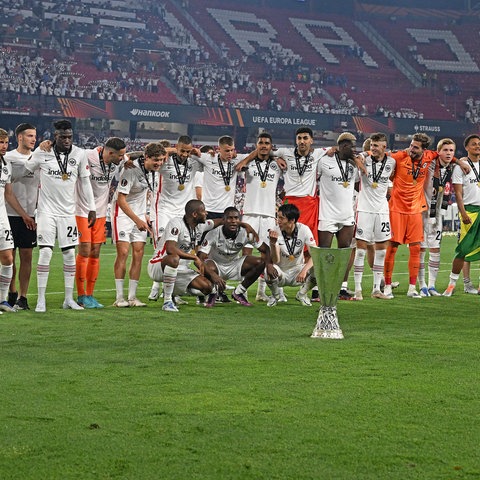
{"left": 342, "top": 181, "right": 349, "bottom": 188}
{"left": 289, "top": 255, "right": 294, "bottom": 261}
{"left": 260, "top": 181, "right": 266, "bottom": 188}
{"left": 225, "top": 185, "right": 231, "bottom": 192}
{"left": 372, "top": 182, "right": 378, "bottom": 189}
{"left": 178, "top": 184, "right": 185, "bottom": 191}
{"left": 62, "top": 173, "right": 68, "bottom": 181}
{"left": 412, "top": 179, "right": 417, "bottom": 185}
{"left": 477, "top": 182, "right": 480, "bottom": 188}
{"left": 438, "top": 186, "right": 443, "bottom": 193}
{"left": 190, "top": 249, "right": 196, "bottom": 255}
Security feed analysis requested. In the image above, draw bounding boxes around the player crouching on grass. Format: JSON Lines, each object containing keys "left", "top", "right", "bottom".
{"left": 147, "top": 200, "right": 259, "bottom": 312}
{"left": 197, "top": 207, "right": 273, "bottom": 307}
{"left": 266, "top": 203, "right": 317, "bottom": 307}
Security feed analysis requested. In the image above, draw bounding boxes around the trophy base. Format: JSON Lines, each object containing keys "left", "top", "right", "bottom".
{"left": 311, "top": 328, "right": 344, "bottom": 340}
{"left": 310, "top": 306, "right": 344, "bottom": 340}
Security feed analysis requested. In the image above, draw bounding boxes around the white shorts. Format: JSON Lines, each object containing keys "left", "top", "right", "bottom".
{"left": 151, "top": 210, "right": 175, "bottom": 246}
{"left": 355, "top": 211, "right": 391, "bottom": 244}
{"left": 270, "top": 263, "right": 305, "bottom": 287}
{"left": 147, "top": 261, "right": 199, "bottom": 296}
{"left": 113, "top": 215, "right": 147, "bottom": 244}
{"left": 0, "top": 224, "right": 14, "bottom": 251}
{"left": 209, "top": 257, "right": 245, "bottom": 281}
{"left": 241, "top": 214, "right": 276, "bottom": 247}
{"left": 421, "top": 214, "right": 443, "bottom": 249}
{"left": 318, "top": 217, "right": 355, "bottom": 234}
{"left": 37, "top": 213, "right": 79, "bottom": 248}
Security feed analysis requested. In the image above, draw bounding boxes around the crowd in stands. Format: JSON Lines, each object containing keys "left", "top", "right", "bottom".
{"left": 465, "top": 97, "right": 480, "bottom": 124}
{"left": 0, "top": 1, "right": 477, "bottom": 121}
{"left": 375, "top": 105, "right": 424, "bottom": 119}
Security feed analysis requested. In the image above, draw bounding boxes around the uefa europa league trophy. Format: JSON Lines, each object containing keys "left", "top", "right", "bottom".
{"left": 310, "top": 246, "right": 352, "bottom": 340}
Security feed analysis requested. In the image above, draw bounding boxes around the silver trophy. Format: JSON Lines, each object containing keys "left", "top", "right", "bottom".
{"left": 310, "top": 246, "right": 352, "bottom": 340}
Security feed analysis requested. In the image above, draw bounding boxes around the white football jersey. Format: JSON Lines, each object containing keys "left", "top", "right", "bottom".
{"left": 149, "top": 217, "right": 215, "bottom": 270}
{"left": 243, "top": 158, "right": 282, "bottom": 217}
{"left": 76, "top": 147, "right": 122, "bottom": 218}
{"left": 156, "top": 155, "right": 202, "bottom": 217}
{"left": 112, "top": 158, "right": 159, "bottom": 217}
{"left": 5, "top": 149, "right": 39, "bottom": 217}
{"left": 275, "top": 147, "right": 326, "bottom": 197}
{"left": 452, "top": 162, "right": 480, "bottom": 207}
{"left": 0, "top": 160, "right": 12, "bottom": 230}
{"left": 356, "top": 155, "right": 395, "bottom": 214}
{"left": 194, "top": 153, "right": 245, "bottom": 213}
{"left": 318, "top": 154, "right": 358, "bottom": 221}
{"left": 199, "top": 226, "right": 261, "bottom": 266}
{"left": 26, "top": 144, "right": 90, "bottom": 217}
{"left": 271, "top": 222, "right": 316, "bottom": 270}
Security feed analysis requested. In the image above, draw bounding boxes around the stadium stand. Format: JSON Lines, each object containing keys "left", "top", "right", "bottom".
{"left": 0, "top": 0, "right": 479, "bottom": 122}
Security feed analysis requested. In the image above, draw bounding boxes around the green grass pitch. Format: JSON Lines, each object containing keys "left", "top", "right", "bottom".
{"left": 0, "top": 235, "right": 479, "bottom": 479}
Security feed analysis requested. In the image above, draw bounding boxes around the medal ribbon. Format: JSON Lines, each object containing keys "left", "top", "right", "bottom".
{"left": 371, "top": 156, "right": 387, "bottom": 185}
{"left": 53, "top": 145, "right": 70, "bottom": 178}
{"left": 411, "top": 158, "right": 422, "bottom": 183}
{"left": 254, "top": 158, "right": 271, "bottom": 184}
{"left": 139, "top": 157, "right": 156, "bottom": 192}
{"left": 218, "top": 155, "right": 233, "bottom": 188}
{"left": 467, "top": 158, "right": 480, "bottom": 183}
{"left": 173, "top": 154, "right": 189, "bottom": 188}
{"left": 282, "top": 226, "right": 298, "bottom": 258}
{"left": 438, "top": 164, "right": 452, "bottom": 190}
{"left": 99, "top": 147, "right": 113, "bottom": 183}
{"left": 183, "top": 217, "right": 197, "bottom": 250}
{"left": 335, "top": 153, "right": 350, "bottom": 184}
{"left": 293, "top": 148, "right": 311, "bottom": 176}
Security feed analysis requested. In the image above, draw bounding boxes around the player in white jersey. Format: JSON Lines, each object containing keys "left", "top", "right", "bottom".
{"left": 317, "top": 132, "right": 359, "bottom": 299}
{"left": 443, "top": 134, "right": 480, "bottom": 296}
{"left": 265, "top": 203, "right": 317, "bottom": 307}
{"left": 0, "top": 129, "right": 36, "bottom": 313}
{"left": 5, "top": 123, "right": 38, "bottom": 310}
{"left": 25, "top": 120, "right": 96, "bottom": 313}
{"left": 274, "top": 127, "right": 327, "bottom": 245}
{"left": 147, "top": 199, "right": 218, "bottom": 312}
{"left": 75, "top": 137, "right": 127, "bottom": 308}
{"left": 112, "top": 143, "right": 165, "bottom": 307}
{"left": 236, "top": 132, "right": 282, "bottom": 301}
{"left": 352, "top": 133, "right": 396, "bottom": 300}
{"left": 417, "top": 138, "right": 455, "bottom": 297}
{"left": 318, "top": 132, "right": 359, "bottom": 247}
{"left": 193, "top": 135, "right": 246, "bottom": 219}
{"left": 198, "top": 207, "right": 272, "bottom": 307}
{"left": 147, "top": 135, "right": 202, "bottom": 301}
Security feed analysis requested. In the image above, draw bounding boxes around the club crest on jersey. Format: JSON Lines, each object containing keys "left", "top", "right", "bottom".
{"left": 385, "top": 165, "right": 392, "bottom": 172}
{"left": 119, "top": 231, "right": 126, "bottom": 238}
{"left": 295, "top": 239, "right": 303, "bottom": 247}
{"left": 202, "top": 239, "right": 208, "bottom": 247}
{"left": 68, "top": 158, "right": 77, "bottom": 166}
{"left": 171, "top": 227, "right": 179, "bottom": 235}
{"left": 121, "top": 179, "right": 128, "bottom": 187}
{"left": 235, "top": 242, "right": 243, "bottom": 249}
{"left": 2, "top": 167, "right": 8, "bottom": 175}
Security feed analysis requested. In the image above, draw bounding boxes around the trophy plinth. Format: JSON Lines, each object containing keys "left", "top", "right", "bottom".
{"left": 309, "top": 247, "right": 352, "bottom": 340}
